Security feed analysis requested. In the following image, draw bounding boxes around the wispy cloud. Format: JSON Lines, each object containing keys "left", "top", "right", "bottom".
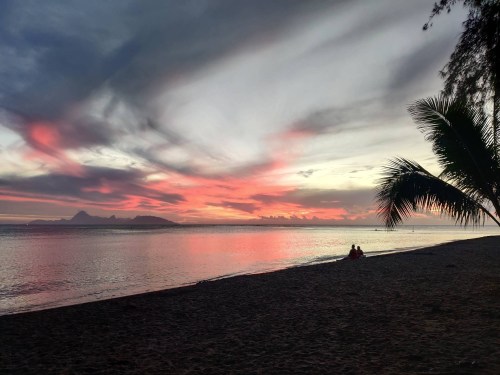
{"left": 0, "top": 0, "right": 466, "bottom": 223}
{"left": 0, "top": 166, "right": 185, "bottom": 207}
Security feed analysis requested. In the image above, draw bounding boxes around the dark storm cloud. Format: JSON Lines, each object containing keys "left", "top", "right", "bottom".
{"left": 110, "top": 0, "right": 348, "bottom": 98}
{"left": 0, "top": 166, "right": 185, "bottom": 204}
{"left": 0, "top": 0, "right": 347, "bottom": 150}
{"left": 0, "top": 4, "right": 139, "bottom": 121}
{"left": 0, "top": 167, "right": 135, "bottom": 201}
{"left": 6, "top": 115, "right": 116, "bottom": 153}
{"left": 0, "top": 0, "right": 459, "bottom": 179}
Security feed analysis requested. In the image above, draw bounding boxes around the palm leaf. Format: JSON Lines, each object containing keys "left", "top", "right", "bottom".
{"left": 408, "top": 96, "right": 499, "bottom": 203}
{"left": 376, "top": 158, "right": 495, "bottom": 228}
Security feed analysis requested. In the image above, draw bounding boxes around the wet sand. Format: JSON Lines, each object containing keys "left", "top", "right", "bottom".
{"left": 1, "top": 236, "right": 499, "bottom": 374}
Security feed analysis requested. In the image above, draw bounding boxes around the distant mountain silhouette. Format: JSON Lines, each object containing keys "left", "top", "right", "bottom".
{"left": 29, "top": 211, "right": 179, "bottom": 226}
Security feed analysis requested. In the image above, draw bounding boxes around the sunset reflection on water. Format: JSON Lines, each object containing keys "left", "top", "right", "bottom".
{"left": 0, "top": 225, "right": 497, "bottom": 315}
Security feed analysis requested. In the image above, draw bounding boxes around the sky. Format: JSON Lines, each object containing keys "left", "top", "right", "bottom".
{"left": 0, "top": 0, "right": 469, "bottom": 225}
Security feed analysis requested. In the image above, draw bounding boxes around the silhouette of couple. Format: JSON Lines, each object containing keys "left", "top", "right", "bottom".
{"left": 348, "top": 244, "right": 364, "bottom": 260}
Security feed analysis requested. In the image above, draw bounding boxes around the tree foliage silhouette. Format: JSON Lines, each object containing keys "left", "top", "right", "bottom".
{"left": 377, "top": 96, "right": 500, "bottom": 228}
{"left": 424, "top": 0, "right": 500, "bottom": 152}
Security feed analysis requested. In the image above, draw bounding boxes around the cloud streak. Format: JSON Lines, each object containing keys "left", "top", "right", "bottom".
{"left": 0, "top": 0, "right": 467, "bottom": 223}
{"left": 0, "top": 166, "right": 185, "bottom": 208}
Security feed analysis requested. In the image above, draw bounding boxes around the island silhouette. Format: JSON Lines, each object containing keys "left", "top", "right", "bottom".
{"left": 28, "top": 210, "right": 179, "bottom": 226}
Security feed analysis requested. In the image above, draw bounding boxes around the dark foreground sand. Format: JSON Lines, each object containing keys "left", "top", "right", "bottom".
{"left": 1, "top": 236, "right": 499, "bottom": 374}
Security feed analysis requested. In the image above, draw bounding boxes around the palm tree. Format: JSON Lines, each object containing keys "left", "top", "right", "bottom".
{"left": 376, "top": 95, "right": 500, "bottom": 228}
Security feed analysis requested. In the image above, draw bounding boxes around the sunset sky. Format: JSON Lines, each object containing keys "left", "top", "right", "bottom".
{"left": 0, "top": 0, "right": 468, "bottom": 224}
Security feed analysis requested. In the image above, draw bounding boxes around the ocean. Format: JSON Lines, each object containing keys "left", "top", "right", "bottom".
{"left": 0, "top": 224, "right": 498, "bottom": 315}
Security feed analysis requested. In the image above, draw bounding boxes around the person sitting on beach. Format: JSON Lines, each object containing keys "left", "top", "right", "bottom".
{"left": 348, "top": 244, "right": 358, "bottom": 260}
{"left": 356, "top": 245, "right": 365, "bottom": 258}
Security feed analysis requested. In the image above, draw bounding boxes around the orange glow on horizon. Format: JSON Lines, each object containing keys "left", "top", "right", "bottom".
{"left": 0, "top": 169, "right": 365, "bottom": 223}
{"left": 0, "top": 124, "right": 372, "bottom": 223}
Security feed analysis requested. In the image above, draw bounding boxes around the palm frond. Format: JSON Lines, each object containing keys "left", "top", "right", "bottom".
{"left": 376, "top": 158, "right": 489, "bottom": 229}
{"left": 408, "top": 95, "right": 499, "bottom": 203}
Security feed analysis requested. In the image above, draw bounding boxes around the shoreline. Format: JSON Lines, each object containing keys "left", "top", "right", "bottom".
{"left": 1, "top": 236, "right": 483, "bottom": 317}
{"left": 2, "top": 236, "right": 499, "bottom": 374}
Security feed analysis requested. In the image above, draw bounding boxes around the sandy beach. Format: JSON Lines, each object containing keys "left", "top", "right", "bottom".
{"left": 1, "top": 236, "right": 499, "bottom": 374}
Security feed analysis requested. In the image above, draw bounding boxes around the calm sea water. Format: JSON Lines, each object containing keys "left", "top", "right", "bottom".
{"left": 0, "top": 225, "right": 497, "bottom": 315}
